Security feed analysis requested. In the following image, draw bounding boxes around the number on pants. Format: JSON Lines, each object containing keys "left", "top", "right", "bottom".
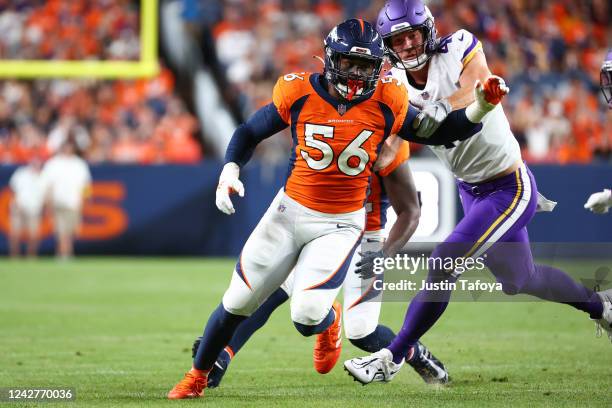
{"left": 301, "top": 124, "right": 374, "bottom": 176}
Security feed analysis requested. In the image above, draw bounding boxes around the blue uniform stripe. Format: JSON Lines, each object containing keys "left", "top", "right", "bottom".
{"left": 284, "top": 94, "right": 310, "bottom": 190}
{"left": 235, "top": 254, "right": 252, "bottom": 290}
{"left": 306, "top": 232, "right": 364, "bottom": 290}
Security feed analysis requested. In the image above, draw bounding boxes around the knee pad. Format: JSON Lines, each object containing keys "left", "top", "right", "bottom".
{"left": 222, "top": 279, "right": 258, "bottom": 316}
{"left": 290, "top": 295, "right": 329, "bottom": 326}
{"left": 344, "top": 316, "right": 376, "bottom": 340}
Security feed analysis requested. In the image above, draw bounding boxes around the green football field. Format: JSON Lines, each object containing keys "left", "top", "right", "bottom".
{"left": 1, "top": 258, "right": 610, "bottom": 407}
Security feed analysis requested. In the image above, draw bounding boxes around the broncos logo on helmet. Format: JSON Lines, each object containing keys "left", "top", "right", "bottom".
{"left": 324, "top": 19, "right": 385, "bottom": 101}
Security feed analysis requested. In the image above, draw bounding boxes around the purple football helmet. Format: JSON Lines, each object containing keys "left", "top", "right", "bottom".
{"left": 376, "top": 0, "right": 437, "bottom": 71}
{"left": 601, "top": 49, "right": 612, "bottom": 109}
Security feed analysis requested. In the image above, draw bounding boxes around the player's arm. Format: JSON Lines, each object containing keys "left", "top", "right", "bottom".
{"left": 447, "top": 51, "right": 491, "bottom": 110}
{"left": 381, "top": 162, "right": 420, "bottom": 256}
{"left": 355, "top": 161, "right": 420, "bottom": 279}
{"left": 216, "top": 104, "right": 289, "bottom": 215}
{"left": 397, "top": 76, "right": 508, "bottom": 145}
{"left": 415, "top": 32, "right": 491, "bottom": 137}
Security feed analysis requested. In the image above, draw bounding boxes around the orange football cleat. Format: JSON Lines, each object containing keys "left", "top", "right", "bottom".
{"left": 313, "top": 301, "right": 342, "bottom": 374}
{"left": 167, "top": 370, "right": 207, "bottom": 399}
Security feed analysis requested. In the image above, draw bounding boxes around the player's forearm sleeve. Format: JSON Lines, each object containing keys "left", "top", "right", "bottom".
{"left": 224, "top": 103, "right": 289, "bottom": 166}
{"left": 397, "top": 105, "right": 483, "bottom": 145}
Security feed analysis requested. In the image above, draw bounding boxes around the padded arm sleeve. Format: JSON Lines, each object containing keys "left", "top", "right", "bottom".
{"left": 397, "top": 105, "right": 482, "bottom": 146}
{"left": 224, "top": 103, "right": 289, "bottom": 166}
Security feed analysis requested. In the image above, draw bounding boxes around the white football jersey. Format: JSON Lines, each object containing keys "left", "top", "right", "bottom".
{"left": 389, "top": 29, "right": 521, "bottom": 183}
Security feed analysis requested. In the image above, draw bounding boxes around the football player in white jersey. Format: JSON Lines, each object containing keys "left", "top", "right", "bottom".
{"left": 345, "top": 0, "right": 612, "bottom": 385}
{"left": 583, "top": 49, "right": 612, "bottom": 214}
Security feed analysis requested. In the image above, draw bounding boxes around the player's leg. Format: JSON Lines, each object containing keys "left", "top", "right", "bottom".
{"left": 26, "top": 212, "right": 41, "bottom": 258}
{"left": 343, "top": 236, "right": 450, "bottom": 383}
{"left": 197, "top": 274, "right": 294, "bottom": 388}
{"left": 53, "top": 207, "right": 73, "bottom": 258}
{"left": 194, "top": 197, "right": 299, "bottom": 371}
{"left": 385, "top": 165, "right": 537, "bottom": 364}
{"left": 290, "top": 213, "right": 364, "bottom": 373}
{"left": 485, "top": 229, "right": 602, "bottom": 314}
{"left": 480, "top": 166, "right": 606, "bottom": 335}
{"left": 484, "top": 227, "right": 608, "bottom": 338}
{"left": 169, "top": 191, "right": 300, "bottom": 399}
{"left": 8, "top": 203, "right": 22, "bottom": 257}
{"left": 343, "top": 234, "right": 394, "bottom": 350}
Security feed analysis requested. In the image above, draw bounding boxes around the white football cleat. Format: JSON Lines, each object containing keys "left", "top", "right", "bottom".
{"left": 593, "top": 288, "right": 612, "bottom": 342}
{"left": 344, "top": 348, "right": 404, "bottom": 385}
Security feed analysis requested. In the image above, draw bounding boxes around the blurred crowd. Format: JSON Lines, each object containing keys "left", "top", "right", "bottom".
{"left": 0, "top": 0, "right": 202, "bottom": 165}
{"left": 0, "top": 69, "right": 201, "bottom": 165}
{"left": 0, "top": 0, "right": 140, "bottom": 60}
{"left": 194, "top": 0, "right": 611, "bottom": 164}
{"left": 0, "top": 0, "right": 609, "bottom": 166}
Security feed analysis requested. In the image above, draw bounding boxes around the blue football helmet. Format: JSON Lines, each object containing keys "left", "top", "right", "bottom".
{"left": 324, "top": 19, "right": 385, "bottom": 100}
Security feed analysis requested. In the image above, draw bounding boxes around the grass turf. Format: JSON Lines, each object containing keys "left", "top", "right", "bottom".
{"left": 0, "top": 258, "right": 610, "bottom": 407}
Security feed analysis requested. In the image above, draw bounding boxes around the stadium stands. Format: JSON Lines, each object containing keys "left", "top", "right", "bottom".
{"left": 193, "top": 0, "right": 610, "bottom": 163}
{"left": 0, "top": 0, "right": 201, "bottom": 164}
{"left": 0, "top": 0, "right": 609, "bottom": 165}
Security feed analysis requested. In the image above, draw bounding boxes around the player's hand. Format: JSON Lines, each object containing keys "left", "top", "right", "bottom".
{"left": 215, "top": 162, "right": 244, "bottom": 215}
{"left": 466, "top": 75, "right": 509, "bottom": 122}
{"left": 584, "top": 189, "right": 612, "bottom": 214}
{"left": 476, "top": 75, "right": 509, "bottom": 109}
{"left": 355, "top": 250, "right": 386, "bottom": 280}
{"left": 373, "top": 135, "right": 402, "bottom": 172}
{"left": 413, "top": 99, "right": 452, "bottom": 139}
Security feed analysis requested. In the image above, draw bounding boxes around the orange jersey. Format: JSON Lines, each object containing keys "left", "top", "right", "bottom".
{"left": 273, "top": 72, "right": 409, "bottom": 214}
{"left": 365, "top": 141, "right": 410, "bottom": 231}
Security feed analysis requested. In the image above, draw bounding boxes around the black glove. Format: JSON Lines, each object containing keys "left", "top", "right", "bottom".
{"left": 355, "top": 249, "right": 387, "bottom": 279}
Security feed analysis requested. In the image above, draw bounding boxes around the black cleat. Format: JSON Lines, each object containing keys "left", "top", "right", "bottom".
{"left": 406, "top": 341, "right": 450, "bottom": 384}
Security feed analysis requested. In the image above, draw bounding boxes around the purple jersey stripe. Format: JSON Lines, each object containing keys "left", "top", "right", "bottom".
{"left": 462, "top": 34, "right": 479, "bottom": 61}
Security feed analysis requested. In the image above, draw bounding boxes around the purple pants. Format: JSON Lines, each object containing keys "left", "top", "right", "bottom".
{"left": 449, "top": 164, "right": 538, "bottom": 291}
{"left": 387, "top": 164, "right": 601, "bottom": 363}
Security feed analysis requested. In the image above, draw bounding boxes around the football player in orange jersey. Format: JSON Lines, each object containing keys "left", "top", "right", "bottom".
{"left": 189, "top": 139, "right": 450, "bottom": 388}
{"left": 168, "top": 18, "right": 505, "bottom": 399}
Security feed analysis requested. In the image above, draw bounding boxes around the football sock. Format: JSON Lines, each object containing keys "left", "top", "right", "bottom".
{"left": 227, "top": 287, "right": 289, "bottom": 353}
{"left": 521, "top": 264, "right": 604, "bottom": 318}
{"left": 189, "top": 367, "right": 208, "bottom": 377}
{"left": 293, "top": 306, "right": 335, "bottom": 336}
{"left": 349, "top": 324, "right": 396, "bottom": 352}
{"left": 388, "top": 271, "right": 456, "bottom": 364}
{"left": 193, "top": 303, "right": 246, "bottom": 371}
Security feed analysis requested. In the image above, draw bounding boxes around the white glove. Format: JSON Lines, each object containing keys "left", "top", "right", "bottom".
{"left": 584, "top": 189, "right": 612, "bottom": 214}
{"left": 414, "top": 99, "right": 452, "bottom": 138}
{"left": 215, "top": 162, "right": 244, "bottom": 215}
{"left": 465, "top": 75, "right": 509, "bottom": 123}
